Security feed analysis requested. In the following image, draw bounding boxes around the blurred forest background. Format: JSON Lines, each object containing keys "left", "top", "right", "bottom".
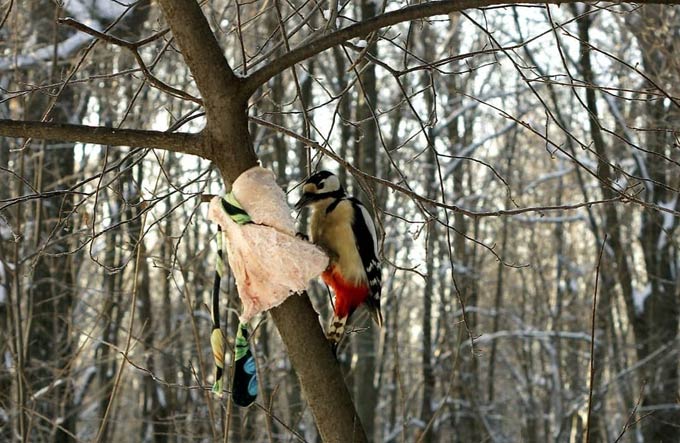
{"left": 1, "top": 0, "right": 679, "bottom": 442}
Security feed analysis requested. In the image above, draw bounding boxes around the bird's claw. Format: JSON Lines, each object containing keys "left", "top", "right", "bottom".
{"left": 296, "top": 232, "right": 309, "bottom": 241}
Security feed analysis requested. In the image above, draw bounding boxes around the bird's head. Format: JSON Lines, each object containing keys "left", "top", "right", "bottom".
{"left": 294, "top": 170, "right": 345, "bottom": 210}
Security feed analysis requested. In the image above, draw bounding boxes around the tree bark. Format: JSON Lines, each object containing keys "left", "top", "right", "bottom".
{"left": 571, "top": 9, "right": 610, "bottom": 442}
{"left": 0, "top": 134, "right": 13, "bottom": 442}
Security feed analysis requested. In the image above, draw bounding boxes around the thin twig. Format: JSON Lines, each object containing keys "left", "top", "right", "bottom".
{"left": 586, "top": 234, "right": 607, "bottom": 443}
{"left": 58, "top": 18, "right": 202, "bottom": 104}
{"left": 613, "top": 380, "right": 647, "bottom": 443}
{"left": 251, "top": 115, "right": 631, "bottom": 218}
{"left": 0, "top": 0, "right": 13, "bottom": 30}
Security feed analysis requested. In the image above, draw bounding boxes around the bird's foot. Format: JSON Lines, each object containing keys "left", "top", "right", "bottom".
{"left": 326, "top": 316, "right": 346, "bottom": 356}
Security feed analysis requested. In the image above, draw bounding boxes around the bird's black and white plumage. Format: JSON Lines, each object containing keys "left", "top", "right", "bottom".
{"left": 295, "top": 171, "right": 382, "bottom": 343}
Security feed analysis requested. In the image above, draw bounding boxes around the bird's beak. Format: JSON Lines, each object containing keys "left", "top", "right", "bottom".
{"left": 294, "top": 193, "right": 313, "bottom": 210}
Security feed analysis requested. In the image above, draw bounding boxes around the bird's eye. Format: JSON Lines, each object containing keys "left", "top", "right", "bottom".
{"left": 317, "top": 180, "right": 325, "bottom": 189}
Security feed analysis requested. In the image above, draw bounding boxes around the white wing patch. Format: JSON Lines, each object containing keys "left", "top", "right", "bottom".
{"left": 357, "top": 203, "right": 379, "bottom": 257}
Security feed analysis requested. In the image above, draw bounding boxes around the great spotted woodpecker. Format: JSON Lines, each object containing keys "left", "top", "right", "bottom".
{"left": 295, "top": 171, "right": 382, "bottom": 346}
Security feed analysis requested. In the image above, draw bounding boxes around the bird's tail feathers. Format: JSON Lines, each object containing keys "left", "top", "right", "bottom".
{"left": 366, "top": 297, "right": 383, "bottom": 328}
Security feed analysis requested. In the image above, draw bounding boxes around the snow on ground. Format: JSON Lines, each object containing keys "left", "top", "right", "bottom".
{"left": 633, "top": 283, "right": 651, "bottom": 315}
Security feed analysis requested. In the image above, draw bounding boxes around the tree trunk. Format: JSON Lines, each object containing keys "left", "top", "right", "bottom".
{"left": 630, "top": 10, "right": 680, "bottom": 439}
{"left": 352, "top": 2, "right": 381, "bottom": 441}
{"left": 580, "top": 6, "right": 679, "bottom": 440}
{"left": 0, "top": 130, "right": 12, "bottom": 441}
{"left": 23, "top": 5, "right": 80, "bottom": 438}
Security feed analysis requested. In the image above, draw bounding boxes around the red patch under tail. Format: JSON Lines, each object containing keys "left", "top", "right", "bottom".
{"left": 322, "top": 266, "right": 369, "bottom": 319}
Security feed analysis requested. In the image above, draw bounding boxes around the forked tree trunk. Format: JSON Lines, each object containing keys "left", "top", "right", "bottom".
{"left": 155, "top": 1, "right": 367, "bottom": 441}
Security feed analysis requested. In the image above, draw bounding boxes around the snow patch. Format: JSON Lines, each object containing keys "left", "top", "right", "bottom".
{"left": 657, "top": 196, "right": 678, "bottom": 250}
{"left": 74, "top": 366, "right": 97, "bottom": 405}
{"left": 63, "top": 0, "right": 127, "bottom": 22}
{"left": 91, "top": 0, "right": 129, "bottom": 20}
{"left": 569, "top": 278, "right": 579, "bottom": 294}
{"left": 0, "top": 215, "right": 12, "bottom": 240}
{"left": 355, "top": 39, "right": 368, "bottom": 48}
{"left": 633, "top": 283, "right": 651, "bottom": 315}
{"left": 4, "top": 351, "right": 12, "bottom": 370}
{"left": 62, "top": 0, "right": 90, "bottom": 21}
{"left": 1, "top": 0, "right": 128, "bottom": 71}
{"left": 0, "top": 260, "right": 6, "bottom": 305}
{"left": 0, "top": 32, "right": 92, "bottom": 71}
{"left": 31, "top": 379, "right": 65, "bottom": 401}
{"left": 612, "top": 175, "right": 629, "bottom": 192}
{"left": 156, "top": 386, "right": 167, "bottom": 408}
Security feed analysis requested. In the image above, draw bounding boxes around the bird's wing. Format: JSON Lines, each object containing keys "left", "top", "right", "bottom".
{"left": 349, "top": 198, "right": 382, "bottom": 325}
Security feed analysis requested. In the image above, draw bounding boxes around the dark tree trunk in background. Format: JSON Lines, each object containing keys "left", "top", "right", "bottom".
{"left": 446, "top": 70, "right": 484, "bottom": 442}
{"left": 159, "top": 154, "right": 178, "bottom": 434}
{"left": 628, "top": 8, "right": 680, "bottom": 440}
{"left": 577, "top": 5, "right": 680, "bottom": 441}
{"left": 0, "top": 122, "right": 12, "bottom": 441}
{"left": 96, "top": 150, "right": 123, "bottom": 443}
{"left": 23, "top": 5, "right": 80, "bottom": 440}
{"left": 352, "top": 2, "right": 381, "bottom": 441}
{"left": 418, "top": 31, "right": 438, "bottom": 439}
{"left": 2, "top": 1, "right": 680, "bottom": 442}
{"left": 571, "top": 8, "right": 610, "bottom": 442}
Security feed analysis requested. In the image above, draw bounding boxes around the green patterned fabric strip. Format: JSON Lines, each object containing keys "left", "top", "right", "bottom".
{"left": 222, "top": 192, "right": 252, "bottom": 225}
{"left": 211, "top": 225, "right": 226, "bottom": 395}
{"left": 210, "top": 192, "right": 257, "bottom": 405}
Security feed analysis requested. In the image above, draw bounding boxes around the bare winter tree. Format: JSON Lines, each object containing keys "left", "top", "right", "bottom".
{"left": 1, "top": 1, "right": 679, "bottom": 442}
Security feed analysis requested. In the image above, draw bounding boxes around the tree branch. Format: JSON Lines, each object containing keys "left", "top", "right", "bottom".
{"left": 270, "top": 295, "right": 368, "bottom": 443}
{"left": 156, "top": 0, "right": 241, "bottom": 103}
{"left": 0, "top": 120, "right": 205, "bottom": 157}
{"left": 251, "top": 116, "right": 633, "bottom": 218}
{"left": 156, "top": 0, "right": 256, "bottom": 174}
{"left": 242, "top": 0, "right": 680, "bottom": 94}
{"left": 58, "top": 18, "right": 201, "bottom": 104}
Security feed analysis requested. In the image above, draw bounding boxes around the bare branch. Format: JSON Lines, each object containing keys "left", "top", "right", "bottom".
{"left": 156, "top": 0, "right": 242, "bottom": 101}
{"left": 242, "top": 0, "right": 680, "bottom": 94}
{"left": 58, "top": 18, "right": 201, "bottom": 104}
{"left": 0, "top": 120, "right": 205, "bottom": 157}
{"left": 251, "top": 115, "right": 629, "bottom": 218}
{"left": 156, "top": 0, "right": 257, "bottom": 177}
{"left": 150, "top": 4, "right": 365, "bottom": 441}
{"left": 586, "top": 235, "right": 608, "bottom": 443}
